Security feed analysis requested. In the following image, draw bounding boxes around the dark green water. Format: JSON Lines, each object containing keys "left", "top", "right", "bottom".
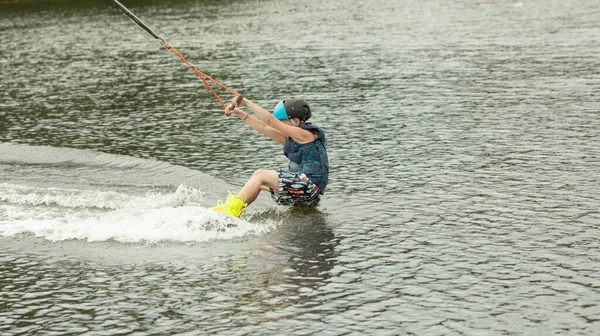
{"left": 1, "top": 0, "right": 599, "bottom": 334}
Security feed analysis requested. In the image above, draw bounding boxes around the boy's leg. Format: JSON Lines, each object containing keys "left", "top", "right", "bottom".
{"left": 237, "top": 169, "right": 279, "bottom": 205}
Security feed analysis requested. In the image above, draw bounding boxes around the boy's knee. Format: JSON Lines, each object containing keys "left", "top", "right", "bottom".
{"left": 251, "top": 169, "right": 279, "bottom": 190}
{"left": 252, "top": 169, "right": 277, "bottom": 182}
{"left": 252, "top": 169, "right": 269, "bottom": 179}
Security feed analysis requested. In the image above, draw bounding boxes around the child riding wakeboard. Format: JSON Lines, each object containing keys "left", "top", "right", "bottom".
{"left": 212, "top": 96, "right": 329, "bottom": 218}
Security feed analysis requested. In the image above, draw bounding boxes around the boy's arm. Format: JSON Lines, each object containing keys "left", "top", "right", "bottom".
{"left": 240, "top": 98, "right": 315, "bottom": 144}
{"left": 227, "top": 107, "right": 286, "bottom": 144}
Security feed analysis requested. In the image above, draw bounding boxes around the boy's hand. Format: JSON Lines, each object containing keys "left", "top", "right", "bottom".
{"left": 231, "top": 95, "right": 245, "bottom": 107}
{"left": 224, "top": 105, "right": 244, "bottom": 117}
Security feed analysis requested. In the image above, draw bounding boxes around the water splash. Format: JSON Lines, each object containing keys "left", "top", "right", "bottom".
{"left": 0, "top": 183, "right": 275, "bottom": 243}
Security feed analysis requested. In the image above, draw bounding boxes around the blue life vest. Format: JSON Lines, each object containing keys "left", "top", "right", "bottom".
{"left": 283, "top": 123, "right": 329, "bottom": 193}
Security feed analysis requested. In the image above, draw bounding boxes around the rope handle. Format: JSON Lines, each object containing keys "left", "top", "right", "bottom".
{"left": 232, "top": 95, "right": 244, "bottom": 109}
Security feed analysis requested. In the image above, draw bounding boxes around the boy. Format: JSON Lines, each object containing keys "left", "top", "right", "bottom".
{"left": 212, "top": 96, "right": 329, "bottom": 218}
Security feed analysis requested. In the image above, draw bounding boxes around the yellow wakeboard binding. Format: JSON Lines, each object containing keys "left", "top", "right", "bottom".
{"left": 211, "top": 194, "right": 247, "bottom": 218}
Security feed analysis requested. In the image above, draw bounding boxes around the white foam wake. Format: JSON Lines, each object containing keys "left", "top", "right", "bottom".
{"left": 0, "top": 183, "right": 205, "bottom": 210}
{"left": 0, "top": 184, "right": 275, "bottom": 243}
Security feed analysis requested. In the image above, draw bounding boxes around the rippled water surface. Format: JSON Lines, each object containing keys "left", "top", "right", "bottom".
{"left": 1, "top": 0, "right": 600, "bottom": 334}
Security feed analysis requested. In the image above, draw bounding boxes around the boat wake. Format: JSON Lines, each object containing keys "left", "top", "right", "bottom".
{"left": 0, "top": 183, "right": 274, "bottom": 243}
{"left": 0, "top": 143, "right": 277, "bottom": 244}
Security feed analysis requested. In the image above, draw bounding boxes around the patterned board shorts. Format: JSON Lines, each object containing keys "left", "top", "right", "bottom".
{"left": 270, "top": 170, "right": 321, "bottom": 207}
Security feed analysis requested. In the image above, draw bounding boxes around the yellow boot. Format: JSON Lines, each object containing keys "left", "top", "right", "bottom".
{"left": 211, "top": 194, "right": 247, "bottom": 218}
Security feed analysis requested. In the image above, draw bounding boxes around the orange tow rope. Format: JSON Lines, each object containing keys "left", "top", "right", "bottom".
{"left": 166, "top": 43, "right": 240, "bottom": 109}
{"left": 111, "top": 0, "right": 241, "bottom": 109}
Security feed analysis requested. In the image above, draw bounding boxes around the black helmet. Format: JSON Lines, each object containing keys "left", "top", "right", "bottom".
{"left": 273, "top": 97, "right": 312, "bottom": 122}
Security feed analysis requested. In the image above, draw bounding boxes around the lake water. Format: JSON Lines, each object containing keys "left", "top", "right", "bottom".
{"left": 1, "top": 0, "right": 599, "bottom": 334}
